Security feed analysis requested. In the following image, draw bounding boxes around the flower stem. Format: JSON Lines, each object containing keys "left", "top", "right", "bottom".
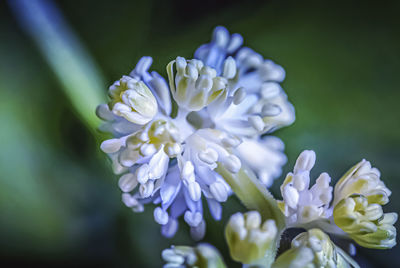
{"left": 217, "top": 164, "right": 285, "bottom": 230}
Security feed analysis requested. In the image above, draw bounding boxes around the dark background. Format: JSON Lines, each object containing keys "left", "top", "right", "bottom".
{"left": 0, "top": 0, "right": 399, "bottom": 267}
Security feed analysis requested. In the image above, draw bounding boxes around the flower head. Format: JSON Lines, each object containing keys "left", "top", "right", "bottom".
{"left": 98, "top": 26, "right": 295, "bottom": 238}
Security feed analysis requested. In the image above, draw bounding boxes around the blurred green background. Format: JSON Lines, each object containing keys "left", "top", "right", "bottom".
{"left": 1, "top": 0, "right": 399, "bottom": 267}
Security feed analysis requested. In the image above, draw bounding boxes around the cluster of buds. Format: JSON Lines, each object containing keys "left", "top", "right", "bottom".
{"left": 167, "top": 57, "right": 231, "bottom": 111}
{"left": 278, "top": 150, "right": 397, "bottom": 250}
{"left": 164, "top": 151, "right": 396, "bottom": 267}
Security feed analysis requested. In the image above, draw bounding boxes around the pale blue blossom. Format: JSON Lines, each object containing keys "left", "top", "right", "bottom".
{"left": 97, "top": 27, "right": 295, "bottom": 238}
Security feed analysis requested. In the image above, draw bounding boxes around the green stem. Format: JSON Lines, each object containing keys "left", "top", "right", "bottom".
{"left": 216, "top": 164, "right": 285, "bottom": 230}
{"left": 242, "top": 244, "right": 277, "bottom": 268}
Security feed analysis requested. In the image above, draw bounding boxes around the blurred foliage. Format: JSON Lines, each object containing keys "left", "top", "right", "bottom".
{"left": 1, "top": 0, "right": 399, "bottom": 267}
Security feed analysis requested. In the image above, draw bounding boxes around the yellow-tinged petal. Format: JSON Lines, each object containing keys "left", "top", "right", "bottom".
{"left": 167, "top": 57, "right": 228, "bottom": 111}
{"left": 108, "top": 75, "right": 157, "bottom": 124}
{"left": 334, "top": 194, "right": 397, "bottom": 249}
{"left": 273, "top": 229, "right": 357, "bottom": 268}
{"left": 225, "top": 211, "right": 278, "bottom": 265}
{"left": 333, "top": 159, "right": 390, "bottom": 206}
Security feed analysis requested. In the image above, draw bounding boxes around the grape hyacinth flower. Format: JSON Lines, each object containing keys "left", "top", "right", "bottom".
{"left": 97, "top": 26, "right": 295, "bottom": 239}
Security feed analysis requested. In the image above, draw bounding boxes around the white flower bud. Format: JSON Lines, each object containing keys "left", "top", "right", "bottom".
{"left": 167, "top": 57, "right": 228, "bottom": 111}
{"left": 187, "top": 181, "right": 201, "bottom": 201}
{"left": 261, "top": 82, "right": 281, "bottom": 99}
{"left": 249, "top": 115, "right": 265, "bottom": 132}
{"left": 118, "top": 173, "right": 138, "bottom": 192}
{"left": 222, "top": 56, "right": 236, "bottom": 79}
{"left": 184, "top": 211, "right": 203, "bottom": 227}
{"left": 181, "top": 161, "right": 195, "bottom": 181}
{"left": 100, "top": 138, "right": 122, "bottom": 154}
{"left": 334, "top": 194, "right": 397, "bottom": 249}
{"left": 136, "top": 164, "right": 150, "bottom": 184}
{"left": 121, "top": 193, "right": 139, "bottom": 207}
{"left": 333, "top": 159, "right": 391, "bottom": 206}
{"left": 139, "top": 180, "right": 154, "bottom": 198}
{"left": 154, "top": 207, "right": 169, "bottom": 225}
{"left": 198, "top": 148, "right": 219, "bottom": 165}
{"left": 294, "top": 150, "right": 316, "bottom": 173}
{"left": 210, "top": 181, "right": 228, "bottom": 202}
{"left": 233, "top": 87, "right": 246, "bottom": 105}
{"left": 222, "top": 155, "right": 241, "bottom": 173}
{"left": 109, "top": 76, "right": 158, "bottom": 125}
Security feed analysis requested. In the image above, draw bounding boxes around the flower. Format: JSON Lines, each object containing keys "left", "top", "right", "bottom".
{"left": 108, "top": 75, "right": 158, "bottom": 124}
{"left": 272, "top": 229, "right": 354, "bottom": 268}
{"left": 166, "top": 57, "right": 229, "bottom": 111}
{"left": 98, "top": 26, "right": 295, "bottom": 239}
{"left": 278, "top": 150, "right": 333, "bottom": 226}
{"left": 333, "top": 159, "right": 391, "bottom": 206}
{"left": 195, "top": 26, "right": 295, "bottom": 187}
{"left": 334, "top": 194, "right": 397, "bottom": 249}
{"left": 278, "top": 150, "right": 397, "bottom": 249}
{"left": 162, "top": 244, "right": 225, "bottom": 268}
{"left": 195, "top": 26, "right": 295, "bottom": 137}
{"left": 225, "top": 211, "right": 277, "bottom": 264}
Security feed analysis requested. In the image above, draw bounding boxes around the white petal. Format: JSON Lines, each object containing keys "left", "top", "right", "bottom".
{"left": 184, "top": 211, "right": 203, "bottom": 227}
{"left": 187, "top": 181, "right": 201, "bottom": 201}
{"left": 190, "top": 220, "right": 206, "bottom": 241}
{"left": 210, "top": 181, "right": 228, "bottom": 202}
{"left": 161, "top": 218, "right": 179, "bottom": 238}
{"left": 294, "top": 150, "right": 316, "bottom": 173}
{"left": 207, "top": 199, "right": 222, "bottom": 220}
{"left": 100, "top": 138, "right": 122, "bottom": 153}
{"left": 283, "top": 185, "right": 299, "bottom": 209}
{"left": 148, "top": 147, "right": 169, "bottom": 180}
{"left": 245, "top": 211, "right": 262, "bottom": 229}
{"left": 154, "top": 207, "right": 169, "bottom": 225}
{"left": 136, "top": 164, "right": 149, "bottom": 184}
{"left": 118, "top": 173, "right": 138, "bottom": 192}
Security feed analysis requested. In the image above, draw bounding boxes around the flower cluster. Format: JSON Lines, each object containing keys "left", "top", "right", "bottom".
{"left": 273, "top": 228, "right": 352, "bottom": 268}
{"left": 278, "top": 150, "right": 397, "bottom": 250}
{"left": 163, "top": 152, "right": 396, "bottom": 267}
{"left": 97, "top": 26, "right": 295, "bottom": 239}
{"left": 97, "top": 26, "right": 396, "bottom": 267}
